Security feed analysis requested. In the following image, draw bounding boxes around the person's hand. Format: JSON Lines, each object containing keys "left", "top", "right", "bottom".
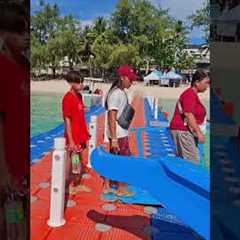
{"left": 197, "top": 131, "right": 205, "bottom": 144}
{"left": 110, "top": 139, "right": 120, "bottom": 154}
{"left": 80, "top": 143, "right": 87, "bottom": 151}
{"left": 68, "top": 141, "right": 78, "bottom": 152}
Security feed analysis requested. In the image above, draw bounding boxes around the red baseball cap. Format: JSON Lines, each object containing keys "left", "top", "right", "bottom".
{"left": 117, "top": 65, "right": 137, "bottom": 81}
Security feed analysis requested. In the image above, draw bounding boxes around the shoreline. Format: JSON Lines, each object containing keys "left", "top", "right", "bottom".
{"left": 31, "top": 80, "right": 209, "bottom": 100}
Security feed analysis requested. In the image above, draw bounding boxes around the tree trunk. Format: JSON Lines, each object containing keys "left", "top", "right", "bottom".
{"left": 52, "top": 67, "right": 56, "bottom": 79}
{"left": 146, "top": 59, "right": 150, "bottom": 75}
{"left": 69, "top": 60, "right": 73, "bottom": 70}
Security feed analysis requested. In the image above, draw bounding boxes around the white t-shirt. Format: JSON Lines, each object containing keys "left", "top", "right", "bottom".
{"left": 107, "top": 88, "right": 128, "bottom": 138}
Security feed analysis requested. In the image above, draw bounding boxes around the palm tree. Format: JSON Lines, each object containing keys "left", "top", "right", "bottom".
{"left": 93, "top": 17, "right": 107, "bottom": 35}
{"left": 79, "top": 40, "right": 95, "bottom": 77}
{"left": 174, "top": 21, "right": 187, "bottom": 37}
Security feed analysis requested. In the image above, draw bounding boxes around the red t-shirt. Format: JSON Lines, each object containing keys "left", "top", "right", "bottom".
{"left": 62, "top": 91, "right": 89, "bottom": 146}
{"left": 0, "top": 54, "right": 30, "bottom": 182}
{"left": 170, "top": 87, "right": 206, "bottom": 131}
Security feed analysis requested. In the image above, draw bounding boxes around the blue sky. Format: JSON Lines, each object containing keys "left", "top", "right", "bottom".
{"left": 31, "top": 0, "right": 206, "bottom": 44}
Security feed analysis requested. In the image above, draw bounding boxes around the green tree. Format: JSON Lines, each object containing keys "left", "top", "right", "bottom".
{"left": 45, "top": 36, "right": 63, "bottom": 78}
{"left": 31, "top": 1, "right": 84, "bottom": 77}
{"left": 108, "top": 44, "right": 141, "bottom": 69}
{"left": 31, "top": 0, "right": 60, "bottom": 43}
{"left": 31, "top": 0, "right": 192, "bottom": 79}
{"left": 111, "top": 0, "right": 188, "bottom": 70}
{"left": 188, "top": 0, "right": 210, "bottom": 41}
{"left": 92, "top": 35, "right": 113, "bottom": 77}
{"left": 111, "top": 0, "right": 132, "bottom": 43}
{"left": 56, "top": 15, "right": 82, "bottom": 69}
{"left": 31, "top": 33, "right": 49, "bottom": 76}
{"left": 93, "top": 17, "right": 108, "bottom": 35}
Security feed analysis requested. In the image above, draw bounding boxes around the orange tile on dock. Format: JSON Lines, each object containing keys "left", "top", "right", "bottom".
{"left": 47, "top": 225, "right": 100, "bottom": 240}
{"left": 131, "top": 96, "right": 145, "bottom": 128}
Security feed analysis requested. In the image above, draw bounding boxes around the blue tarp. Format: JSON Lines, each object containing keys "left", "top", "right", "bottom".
{"left": 91, "top": 98, "right": 210, "bottom": 239}
{"left": 161, "top": 71, "right": 183, "bottom": 80}
{"left": 144, "top": 70, "right": 163, "bottom": 82}
{"left": 91, "top": 146, "right": 210, "bottom": 240}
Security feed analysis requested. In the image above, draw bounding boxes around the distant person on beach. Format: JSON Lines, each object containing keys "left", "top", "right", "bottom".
{"left": 62, "top": 71, "right": 90, "bottom": 188}
{"left": 170, "top": 69, "right": 210, "bottom": 163}
{"left": 83, "top": 85, "right": 90, "bottom": 93}
{"left": 0, "top": 6, "right": 29, "bottom": 239}
{"left": 104, "top": 65, "right": 137, "bottom": 197}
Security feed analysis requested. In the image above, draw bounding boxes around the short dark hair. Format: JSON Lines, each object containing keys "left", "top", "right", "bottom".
{"left": 191, "top": 69, "right": 209, "bottom": 87}
{"left": 64, "top": 70, "right": 83, "bottom": 83}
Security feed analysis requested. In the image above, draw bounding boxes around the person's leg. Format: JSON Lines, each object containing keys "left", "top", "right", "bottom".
{"left": 178, "top": 131, "right": 199, "bottom": 163}
{"left": 116, "top": 137, "right": 134, "bottom": 197}
{"left": 65, "top": 150, "right": 72, "bottom": 186}
{"left": 80, "top": 144, "right": 89, "bottom": 174}
{"left": 72, "top": 153, "right": 82, "bottom": 187}
{"left": 103, "top": 179, "right": 116, "bottom": 194}
{"left": 170, "top": 130, "right": 181, "bottom": 156}
{"left": 102, "top": 147, "right": 117, "bottom": 193}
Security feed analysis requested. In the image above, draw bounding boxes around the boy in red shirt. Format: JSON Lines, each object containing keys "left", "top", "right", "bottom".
{"left": 62, "top": 71, "right": 89, "bottom": 188}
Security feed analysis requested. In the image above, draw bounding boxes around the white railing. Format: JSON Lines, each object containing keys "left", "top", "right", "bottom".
{"left": 48, "top": 115, "right": 99, "bottom": 226}
{"left": 82, "top": 93, "right": 103, "bottom": 109}
{"left": 48, "top": 138, "right": 66, "bottom": 227}
{"left": 88, "top": 115, "right": 97, "bottom": 168}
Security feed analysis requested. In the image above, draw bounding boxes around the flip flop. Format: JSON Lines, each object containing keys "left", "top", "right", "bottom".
{"left": 103, "top": 188, "right": 116, "bottom": 194}
{"left": 116, "top": 190, "right": 134, "bottom": 197}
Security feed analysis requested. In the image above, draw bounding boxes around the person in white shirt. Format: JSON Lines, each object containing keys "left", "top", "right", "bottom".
{"left": 104, "top": 65, "right": 137, "bottom": 197}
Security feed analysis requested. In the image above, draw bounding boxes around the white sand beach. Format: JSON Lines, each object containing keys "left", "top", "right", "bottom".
{"left": 31, "top": 80, "right": 209, "bottom": 101}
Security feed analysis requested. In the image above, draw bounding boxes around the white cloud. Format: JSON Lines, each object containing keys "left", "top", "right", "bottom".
{"left": 150, "top": 0, "right": 205, "bottom": 21}
{"left": 81, "top": 20, "right": 94, "bottom": 28}
{"left": 80, "top": 13, "right": 111, "bottom": 28}
{"left": 149, "top": 0, "right": 206, "bottom": 41}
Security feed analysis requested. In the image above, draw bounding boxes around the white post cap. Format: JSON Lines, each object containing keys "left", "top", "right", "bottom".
{"left": 54, "top": 137, "right": 66, "bottom": 150}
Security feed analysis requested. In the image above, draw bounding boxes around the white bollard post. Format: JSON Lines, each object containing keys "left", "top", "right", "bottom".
{"left": 151, "top": 96, "right": 154, "bottom": 112}
{"left": 48, "top": 138, "right": 66, "bottom": 227}
{"left": 147, "top": 96, "right": 151, "bottom": 109}
{"left": 88, "top": 115, "right": 97, "bottom": 168}
{"left": 101, "top": 95, "right": 105, "bottom": 108}
{"left": 154, "top": 97, "right": 158, "bottom": 120}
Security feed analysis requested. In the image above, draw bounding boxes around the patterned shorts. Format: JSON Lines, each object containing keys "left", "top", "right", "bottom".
{"left": 110, "top": 136, "right": 131, "bottom": 156}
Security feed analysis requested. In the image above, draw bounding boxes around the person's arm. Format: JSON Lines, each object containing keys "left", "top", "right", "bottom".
{"left": 181, "top": 92, "right": 205, "bottom": 144}
{"left": 107, "top": 89, "right": 122, "bottom": 152}
{"left": 108, "top": 110, "right": 117, "bottom": 140}
{"left": 108, "top": 110, "right": 120, "bottom": 152}
{"left": 64, "top": 117, "right": 77, "bottom": 152}
{"left": 62, "top": 96, "right": 77, "bottom": 152}
{"left": 184, "top": 112, "right": 205, "bottom": 143}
